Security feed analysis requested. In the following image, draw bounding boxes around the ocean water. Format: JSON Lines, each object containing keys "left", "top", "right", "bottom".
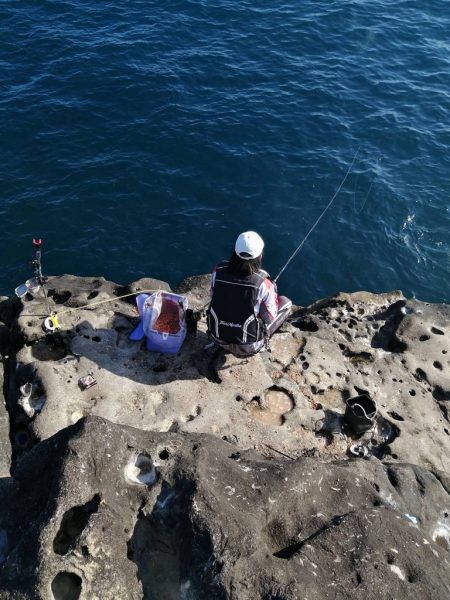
{"left": 1, "top": 0, "right": 449, "bottom": 306}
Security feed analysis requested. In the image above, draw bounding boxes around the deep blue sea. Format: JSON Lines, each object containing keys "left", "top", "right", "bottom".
{"left": 1, "top": 0, "right": 449, "bottom": 306}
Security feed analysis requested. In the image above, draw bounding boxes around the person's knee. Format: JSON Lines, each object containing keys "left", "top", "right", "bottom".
{"left": 278, "top": 296, "right": 292, "bottom": 310}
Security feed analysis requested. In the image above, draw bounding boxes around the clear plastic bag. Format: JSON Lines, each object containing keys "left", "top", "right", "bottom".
{"left": 130, "top": 291, "right": 188, "bottom": 354}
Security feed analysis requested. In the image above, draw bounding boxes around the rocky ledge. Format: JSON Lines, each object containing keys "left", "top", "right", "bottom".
{"left": 0, "top": 275, "right": 449, "bottom": 599}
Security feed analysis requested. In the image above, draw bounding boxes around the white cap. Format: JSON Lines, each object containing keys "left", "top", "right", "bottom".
{"left": 235, "top": 231, "right": 264, "bottom": 260}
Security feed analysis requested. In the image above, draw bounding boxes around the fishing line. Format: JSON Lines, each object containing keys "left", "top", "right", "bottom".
{"left": 22, "top": 289, "right": 210, "bottom": 334}
{"left": 274, "top": 147, "right": 360, "bottom": 284}
{"left": 57, "top": 290, "right": 163, "bottom": 316}
{"left": 56, "top": 292, "right": 210, "bottom": 316}
{"left": 19, "top": 289, "right": 168, "bottom": 319}
{"left": 353, "top": 155, "right": 380, "bottom": 215}
{"left": 21, "top": 148, "right": 360, "bottom": 328}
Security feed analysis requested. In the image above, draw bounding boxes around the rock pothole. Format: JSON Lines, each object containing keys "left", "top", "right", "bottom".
{"left": 124, "top": 453, "right": 156, "bottom": 486}
{"left": 292, "top": 318, "right": 319, "bottom": 333}
{"left": 51, "top": 571, "right": 82, "bottom": 600}
{"left": 31, "top": 334, "right": 68, "bottom": 361}
{"left": 433, "top": 387, "right": 450, "bottom": 402}
{"left": 248, "top": 387, "right": 294, "bottom": 426}
{"left": 48, "top": 290, "right": 72, "bottom": 305}
{"left": 431, "top": 327, "right": 444, "bottom": 336}
{"left": 387, "top": 411, "right": 404, "bottom": 422}
{"left": 53, "top": 494, "right": 101, "bottom": 556}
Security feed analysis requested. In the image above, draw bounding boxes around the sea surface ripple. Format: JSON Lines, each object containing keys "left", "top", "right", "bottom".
{"left": 1, "top": 0, "right": 449, "bottom": 305}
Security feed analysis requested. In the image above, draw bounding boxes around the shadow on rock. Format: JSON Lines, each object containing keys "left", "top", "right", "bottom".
{"left": 371, "top": 300, "right": 407, "bottom": 353}
{"left": 127, "top": 481, "right": 224, "bottom": 600}
{"left": 315, "top": 408, "right": 345, "bottom": 436}
{"left": 55, "top": 317, "right": 219, "bottom": 386}
{"left": 0, "top": 420, "right": 85, "bottom": 597}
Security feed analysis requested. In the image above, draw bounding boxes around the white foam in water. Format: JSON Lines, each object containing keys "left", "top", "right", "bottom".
{"left": 402, "top": 214, "right": 416, "bottom": 229}
{"left": 124, "top": 453, "right": 156, "bottom": 486}
{"left": 401, "top": 213, "right": 427, "bottom": 264}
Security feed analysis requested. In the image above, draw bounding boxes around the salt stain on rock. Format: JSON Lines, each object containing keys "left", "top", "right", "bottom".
{"left": 405, "top": 513, "right": 418, "bottom": 526}
{"left": 432, "top": 523, "right": 450, "bottom": 551}
{"left": 70, "top": 410, "right": 86, "bottom": 424}
{"left": 390, "top": 565, "right": 405, "bottom": 581}
{"left": 378, "top": 491, "right": 398, "bottom": 510}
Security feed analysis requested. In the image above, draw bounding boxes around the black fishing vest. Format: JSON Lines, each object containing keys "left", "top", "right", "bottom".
{"left": 207, "top": 261, "right": 268, "bottom": 344}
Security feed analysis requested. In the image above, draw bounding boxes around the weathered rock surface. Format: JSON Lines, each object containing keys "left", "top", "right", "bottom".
{"left": 0, "top": 275, "right": 448, "bottom": 599}
{"left": 0, "top": 302, "right": 15, "bottom": 477}
{"left": 0, "top": 361, "right": 12, "bottom": 477}
{"left": 288, "top": 292, "right": 450, "bottom": 472}
{"left": 4, "top": 275, "right": 449, "bottom": 474}
{"left": 0, "top": 416, "right": 449, "bottom": 600}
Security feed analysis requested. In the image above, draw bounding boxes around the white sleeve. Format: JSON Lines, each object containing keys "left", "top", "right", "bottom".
{"left": 257, "top": 278, "right": 278, "bottom": 324}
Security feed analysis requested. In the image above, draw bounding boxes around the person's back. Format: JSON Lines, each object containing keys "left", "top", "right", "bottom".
{"left": 207, "top": 231, "right": 292, "bottom": 357}
{"left": 208, "top": 258, "right": 269, "bottom": 348}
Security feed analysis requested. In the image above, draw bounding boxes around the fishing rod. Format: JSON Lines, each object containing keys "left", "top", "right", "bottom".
{"left": 15, "top": 238, "right": 53, "bottom": 314}
{"left": 17, "top": 240, "right": 207, "bottom": 333}
{"left": 273, "top": 148, "right": 360, "bottom": 284}
{"left": 31, "top": 239, "right": 53, "bottom": 316}
{"left": 14, "top": 239, "right": 62, "bottom": 331}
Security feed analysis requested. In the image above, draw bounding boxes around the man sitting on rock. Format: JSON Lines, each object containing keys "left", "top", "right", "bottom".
{"left": 206, "top": 231, "right": 292, "bottom": 357}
